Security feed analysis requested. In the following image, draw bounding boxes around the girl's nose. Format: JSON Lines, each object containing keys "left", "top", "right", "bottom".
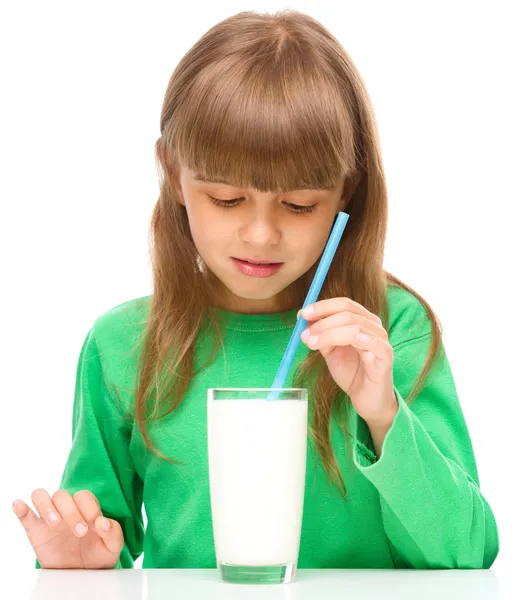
{"left": 239, "top": 214, "right": 281, "bottom": 247}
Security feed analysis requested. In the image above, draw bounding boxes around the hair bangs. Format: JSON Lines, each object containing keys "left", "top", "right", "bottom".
{"left": 169, "top": 51, "right": 358, "bottom": 193}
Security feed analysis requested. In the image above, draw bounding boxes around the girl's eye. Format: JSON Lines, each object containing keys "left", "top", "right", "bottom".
{"left": 285, "top": 202, "right": 317, "bottom": 214}
{"left": 208, "top": 195, "right": 242, "bottom": 208}
{"left": 208, "top": 195, "right": 317, "bottom": 214}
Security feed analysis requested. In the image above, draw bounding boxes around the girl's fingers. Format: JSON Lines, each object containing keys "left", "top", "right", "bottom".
{"left": 74, "top": 490, "right": 124, "bottom": 554}
{"left": 318, "top": 344, "right": 335, "bottom": 358}
{"left": 304, "top": 311, "right": 384, "bottom": 339}
{"left": 73, "top": 489, "right": 102, "bottom": 525}
{"left": 356, "top": 332, "right": 392, "bottom": 362}
{"left": 303, "top": 324, "right": 375, "bottom": 352}
{"left": 12, "top": 499, "right": 41, "bottom": 531}
{"left": 30, "top": 488, "right": 62, "bottom": 527}
{"left": 52, "top": 490, "right": 89, "bottom": 538}
{"left": 300, "top": 298, "right": 382, "bottom": 325}
{"left": 302, "top": 324, "right": 390, "bottom": 362}
{"left": 93, "top": 516, "right": 125, "bottom": 554}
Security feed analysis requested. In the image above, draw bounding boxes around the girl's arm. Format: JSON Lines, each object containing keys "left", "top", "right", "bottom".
{"left": 353, "top": 332, "right": 500, "bottom": 569}
{"left": 37, "top": 328, "right": 144, "bottom": 568}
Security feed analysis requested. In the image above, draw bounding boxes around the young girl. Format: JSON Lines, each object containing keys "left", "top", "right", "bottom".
{"left": 13, "top": 9, "right": 499, "bottom": 570}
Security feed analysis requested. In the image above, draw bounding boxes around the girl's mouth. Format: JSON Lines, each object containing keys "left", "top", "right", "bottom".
{"left": 231, "top": 257, "right": 284, "bottom": 278}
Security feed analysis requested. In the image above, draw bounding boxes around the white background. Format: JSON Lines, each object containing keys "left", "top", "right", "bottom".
{"left": 1, "top": 0, "right": 519, "bottom": 596}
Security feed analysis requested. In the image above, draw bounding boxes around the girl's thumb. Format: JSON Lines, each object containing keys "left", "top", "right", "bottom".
{"left": 94, "top": 516, "right": 124, "bottom": 555}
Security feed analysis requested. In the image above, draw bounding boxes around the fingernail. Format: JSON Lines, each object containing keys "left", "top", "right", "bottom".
{"left": 12, "top": 499, "right": 21, "bottom": 510}
{"left": 99, "top": 517, "right": 110, "bottom": 532}
{"left": 308, "top": 335, "right": 319, "bottom": 346}
{"left": 74, "top": 523, "right": 88, "bottom": 537}
{"left": 302, "top": 306, "right": 314, "bottom": 317}
{"left": 48, "top": 510, "right": 60, "bottom": 524}
{"left": 301, "top": 329, "right": 310, "bottom": 341}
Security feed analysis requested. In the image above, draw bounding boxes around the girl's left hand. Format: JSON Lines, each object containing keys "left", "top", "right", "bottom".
{"left": 298, "top": 297, "right": 398, "bottom": 430}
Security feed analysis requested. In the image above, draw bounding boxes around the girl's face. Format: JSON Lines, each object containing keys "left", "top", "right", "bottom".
{"left": 172, "top": 166, "right": 347, "bottom": 314}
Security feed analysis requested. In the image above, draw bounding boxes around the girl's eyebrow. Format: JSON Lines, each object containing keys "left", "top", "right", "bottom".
{"left": 193, "top": 172, "right": 234, "bottom": 185}
{"left": 192, "top": 172, "right": 337, "bottom": 191}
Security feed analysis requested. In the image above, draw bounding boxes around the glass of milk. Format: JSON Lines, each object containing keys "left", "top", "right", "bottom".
{"left": 207, "top": 388, "right": 308, "bottom": 585}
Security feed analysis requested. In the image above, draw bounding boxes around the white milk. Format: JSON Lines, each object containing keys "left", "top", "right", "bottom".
{"left": 207, "top": 398, "right": 308, "bottom": 566}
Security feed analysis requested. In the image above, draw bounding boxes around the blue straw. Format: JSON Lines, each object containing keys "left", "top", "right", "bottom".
{"left": 266, "top": 211, "right": 350, "bottom": 400}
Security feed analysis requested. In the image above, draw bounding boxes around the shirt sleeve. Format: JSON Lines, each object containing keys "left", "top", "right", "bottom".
{"left": 352, "top": 333, "right": 500, "bottom": 569}
{"left": 36, "top": 327, "right": 144, "bottom": 568}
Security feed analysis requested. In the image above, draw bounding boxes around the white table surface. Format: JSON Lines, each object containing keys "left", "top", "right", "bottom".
{"left": 5, "top": 568, "right": 503, "bottom": 600}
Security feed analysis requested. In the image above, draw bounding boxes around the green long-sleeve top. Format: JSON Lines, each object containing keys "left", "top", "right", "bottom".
{"left": 45, "top": 286, "right": 499, "bottom": 569}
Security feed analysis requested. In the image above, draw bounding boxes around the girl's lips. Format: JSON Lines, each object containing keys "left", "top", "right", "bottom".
{"left": 232, "top": 257, "right": 284, "bottom": 278}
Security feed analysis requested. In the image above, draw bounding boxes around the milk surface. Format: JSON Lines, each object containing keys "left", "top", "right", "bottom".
{"left": 207, "top": 398, "right": 308, "bottom": 566}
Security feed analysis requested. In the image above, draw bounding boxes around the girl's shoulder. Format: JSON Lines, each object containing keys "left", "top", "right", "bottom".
{"left": 92, "top": 295, "right": 152, "bottom": 345}
{"left": 385, "top": 284, "right": 434, "bottom": 349}
{"left": 85, "top": 295, "right": 153, "bottom": 392}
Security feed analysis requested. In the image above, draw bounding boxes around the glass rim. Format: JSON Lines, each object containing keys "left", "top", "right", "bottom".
{"left": 208, "top": 388, "right": 308, "bottom": 401}
{"left": 208, "top": 387, "right": 306, "bottom": 392}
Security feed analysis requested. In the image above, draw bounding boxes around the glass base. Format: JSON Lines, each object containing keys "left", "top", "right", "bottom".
{"left": 218, "top": 561, "right": 296, "bottom": 584}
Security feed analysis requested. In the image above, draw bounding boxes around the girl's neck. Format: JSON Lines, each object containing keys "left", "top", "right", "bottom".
{"left": 210, "top": 280, "right": 302, "bottom": 315}
{"left": 214, "top": 292, "right": 297, "bottom": 315}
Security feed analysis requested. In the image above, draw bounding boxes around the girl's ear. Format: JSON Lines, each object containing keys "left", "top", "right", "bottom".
{"left": 340, "top": 171, "right": 362, "bottom": 210}
{"left": 159, "top": 145, "right": 186, "bottom": 206}
{"left": 169, "top": 166, "right": 186, "bottom": 206}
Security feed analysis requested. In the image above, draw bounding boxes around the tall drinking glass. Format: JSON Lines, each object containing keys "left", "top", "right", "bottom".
{"left": 207, "top": 388, "right": 308, "bottom": 585}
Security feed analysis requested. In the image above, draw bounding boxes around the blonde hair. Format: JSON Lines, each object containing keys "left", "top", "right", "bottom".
{"left": 136, "top": 9, "right": 443, "bottom": 497}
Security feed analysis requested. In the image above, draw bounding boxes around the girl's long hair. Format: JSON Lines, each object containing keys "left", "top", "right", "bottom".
{"left": 135, "top": 9, "right": 443, "bottom": 497}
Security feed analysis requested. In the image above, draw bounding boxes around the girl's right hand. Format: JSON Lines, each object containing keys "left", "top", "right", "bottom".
{"left": 12, "top": 488, "right": 124, "bottom": 569}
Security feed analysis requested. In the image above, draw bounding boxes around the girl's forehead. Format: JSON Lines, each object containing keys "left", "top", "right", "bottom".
{"left": 189, "top": 169, "right": 342, "bottom": 193}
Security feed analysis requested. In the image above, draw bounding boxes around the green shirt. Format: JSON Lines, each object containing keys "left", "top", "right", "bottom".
{"left": 45, "top": 286, "right": 499, "bottom": 569}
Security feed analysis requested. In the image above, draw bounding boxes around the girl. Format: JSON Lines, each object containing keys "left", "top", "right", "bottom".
{"left": 13, "top": 9, "right": 499, "bottom": 570}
